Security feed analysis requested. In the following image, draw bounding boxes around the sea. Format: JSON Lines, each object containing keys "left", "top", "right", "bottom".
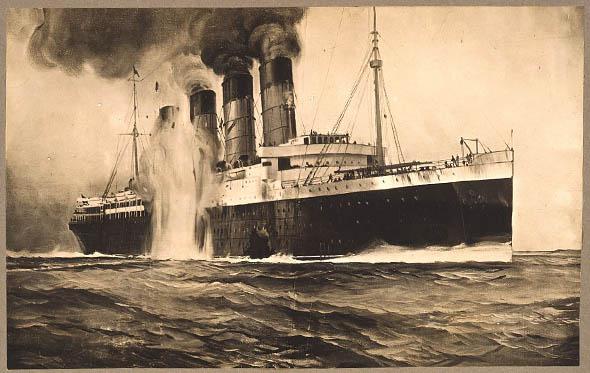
{"left": 6, "top": 244, "right": 580, "bottom": 368}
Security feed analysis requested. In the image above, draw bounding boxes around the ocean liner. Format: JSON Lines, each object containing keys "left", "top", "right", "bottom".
{"left": 69, "top": 8, "right": 513, "bottom": 258}
{"left": 68, "top": 72, "right": 150, "bottom": 255}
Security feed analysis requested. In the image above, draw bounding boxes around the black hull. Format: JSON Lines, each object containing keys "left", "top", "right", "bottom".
{"left": 69, "top": 178, "right": 512, "bottom": 258}
{"left": 68, "top": 216, "right": 149, "bottom": 256}
{"left": 209, "top": 178, "right": 513, "bottom": 258}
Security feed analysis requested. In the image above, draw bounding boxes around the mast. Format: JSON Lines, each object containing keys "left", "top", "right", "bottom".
{"left": 102, "top": 66, "right": 146, "bottom": 198}
{"left": 370, "top": 6, "right": 385, "bottom": 166}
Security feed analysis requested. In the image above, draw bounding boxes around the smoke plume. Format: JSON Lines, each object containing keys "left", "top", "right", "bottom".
{"left": 9, "top": 7, "right": 305, "bottom": 254}
{"left": 27, "top": 8, "right": 211, "bottom": 79}
{"left": 200, "top": 8, "right": 306, "bottom": 75}
{"left": 26, "top": 8, "right": 305, "bottom": 79}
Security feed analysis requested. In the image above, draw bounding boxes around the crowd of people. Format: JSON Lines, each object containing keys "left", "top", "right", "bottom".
{"left": 445, "top": 153, "right": 474, "bottom": 168}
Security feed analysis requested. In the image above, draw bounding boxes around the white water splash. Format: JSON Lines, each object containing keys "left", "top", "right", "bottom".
{"left": 213, "top": 242, "right": 513, "bottom": 264}
{"left": 6, "top": 249, "right": 122, "bottom": 259}
{"left": 329, "top": 242, "right": 513, "bottom": 264}
{"left": 141, "top": 106, "right": 217, "bottom": 260}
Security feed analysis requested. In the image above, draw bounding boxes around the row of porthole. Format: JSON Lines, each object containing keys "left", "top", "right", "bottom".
{"left": 315, "top": 196, "right": 421, "bottom": 209}
{"left": 308, "top": 179, "right": 389, "bottom": 193}
{"left": 213, "top": 220, "right": 298, "bottom": 235}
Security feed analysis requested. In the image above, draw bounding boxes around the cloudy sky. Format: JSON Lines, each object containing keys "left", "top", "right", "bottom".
{"left": 6, "top": 7, "right": 583, "bottom": 251}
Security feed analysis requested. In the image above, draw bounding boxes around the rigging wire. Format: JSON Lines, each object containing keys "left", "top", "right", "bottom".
{"left": 102, "top": 140, "right": 131, "bottom": 197}
{"left": 102, "top": 89, "right": 135, "bottom": 199}
{"left": 104, "top": 70, "right": 154, "bottom": 196}
{"left": 303, "top": 66, "right": 370, "bottom": 184}
{"left": 294, "top": 8, "right": 346, "bottom": 187}
{"left": 318, "top": 65, "right": 371, "bottom": 179}
{"left": 317, "top": 63, "right": 371, "bottom": 179}
{"left": 379, "top": 68, "right": 405, "bottom": 163}
{"left": 309, "top": 7, "right": 345, "bottom": 131}
{"left": 304, "top": 58, "right": 371, "bottom": 185}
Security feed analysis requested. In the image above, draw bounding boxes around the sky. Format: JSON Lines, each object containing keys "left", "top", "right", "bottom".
{"left": 6, "top": 7, "right": 583, "bottom": 252}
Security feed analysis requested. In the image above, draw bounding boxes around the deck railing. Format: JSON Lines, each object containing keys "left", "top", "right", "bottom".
{"left": 279, "top": 150, "right": 512, "bottom": 190}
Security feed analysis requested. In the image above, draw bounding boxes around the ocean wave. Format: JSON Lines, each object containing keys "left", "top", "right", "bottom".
{"left": 330, "top": 243, "right": 512, "bottom": 264}
{"left": 6, "top": 249, "right": 580, "bottom": 368}
{"left": 210, "top": 243, "right": 512, "bottom": 264}
{"left": 6, "top": 249, "right": 125, "bottom": 259}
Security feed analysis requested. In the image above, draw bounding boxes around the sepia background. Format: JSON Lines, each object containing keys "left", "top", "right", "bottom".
{"left": 5, "top": 6, "right": 583, "bottom": 252}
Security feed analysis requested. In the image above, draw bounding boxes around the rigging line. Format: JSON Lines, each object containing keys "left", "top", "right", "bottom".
{"left": 110, "top": 92, "right": 135, "bottom": 183}
{"left": 345, "top": 55, "right": 372, "bottom": 134}
{"left": 314, "top": 61, "right": 370, "bottom": 162}
{"left": 479, "top": 140, "right": 492, "bottom": 153}
{"left": 304, "top": 60, "right": 371, "bottom": 184}
{"left": 322, "top": 66, "right": 369, "bottom": 166}
{"left": 102, "top": 140, "right": 131, "bottom": 197}
{"left": 297, "top": 12, "right": 371, "bottom": 187}
{"left": 293, "top": 91, "right": 309, "bottom": 136}
{"left": 310, "top": 7, "right": 344, "bottom": 131}
{"left": 296, "top": 44, "right": 371, "bottom": 185}
{"left": 379, "top": 68, "right": 405, "bottom": 163}
{"left": 120, "top": 93, "right": 135, "bottom": 131}
{"left": 331, "top": 67, "right": 371, "bottom": 175}
{"left": 487, "top": 122, "right": 510, "bottom": 150}
{"left": 381, "top": 90, "right": 403, "bottom": 162}
{"left": 332, "top": 63, "right": 370, "bottom": 134}
{"left": 328, "top": 44, "right": 372, "bottom": 137}
{"left": 295, "top": 42, "right": 370, "bottom": 186}
{"left": 318, "top": 64, "right": 371, "bottom": 179}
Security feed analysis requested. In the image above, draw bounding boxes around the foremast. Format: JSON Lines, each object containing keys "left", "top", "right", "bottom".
{"left": 102, "top": 66, "right": 147, "bottom": 198}
{"left": 370, "top": 6, "right": 385, "bottom": 166}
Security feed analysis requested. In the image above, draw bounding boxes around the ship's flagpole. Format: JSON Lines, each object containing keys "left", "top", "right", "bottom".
{"left": 370, "top": 7, "right": 385, "bottom": 166}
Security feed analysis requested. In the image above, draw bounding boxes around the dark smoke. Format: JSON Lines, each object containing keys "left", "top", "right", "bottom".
{"left": 28, "top": 8, "right": 211, "bottom": 79}
{"left": 249, "top": 23, "right": 301, "bottom": 62}
{"left": 200, "top": 8, "right": 305, "bottom": 75}
{"left": 26, "top": 8, "right": 306, "bottom": 79}
{"left": 11, "top": 7, "right": 305, "bottom": 253}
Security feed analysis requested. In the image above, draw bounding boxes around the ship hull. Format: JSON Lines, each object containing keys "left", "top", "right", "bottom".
{"left": 209, "top": 178, "right": 512, "bottom": 258}
{"left": 69, "top": 179, "right": 512, "bottom": 258}
{"left": 68, "top": 216, "right": 148, "bottom": 256}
